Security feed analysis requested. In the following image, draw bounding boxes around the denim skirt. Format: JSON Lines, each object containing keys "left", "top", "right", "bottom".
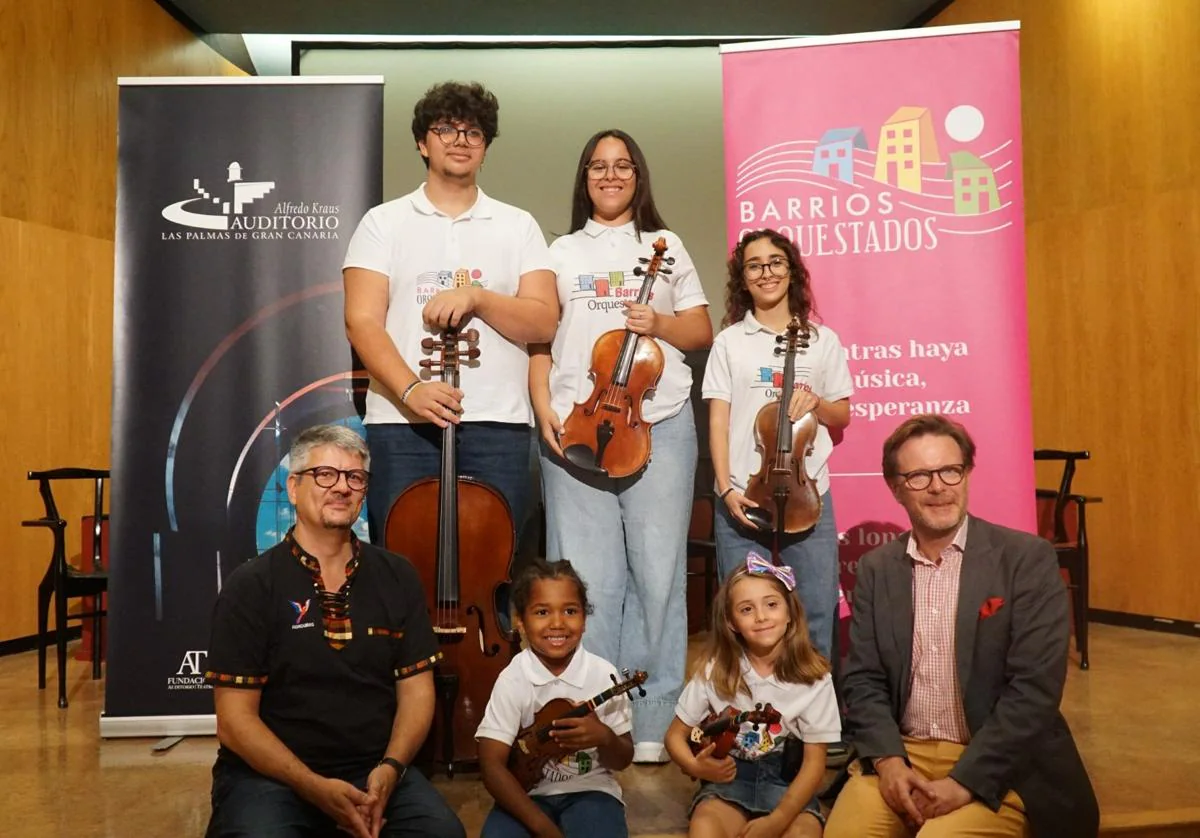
{"left": 690, "top": 750, "right": 822, "bottom": 823}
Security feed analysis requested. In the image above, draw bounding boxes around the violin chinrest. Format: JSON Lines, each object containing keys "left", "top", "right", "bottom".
{"left": 563, "top": 444, "right": 610, "bottom": 476}
{"left": 743, "top": 507, "right": 774, "bottom": 532}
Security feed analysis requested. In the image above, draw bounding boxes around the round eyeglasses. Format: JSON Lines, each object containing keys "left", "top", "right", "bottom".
{"left": 585, "top": 160, "right": 637, "bottom": 181}
{"left": 430, "top": 124, "right": 486, "bottom": 147}
{"left": 296, "top": 466, "right": 370, "bottom": 492}
{"left": 896, "top": 465, "right": 966, "bottom": 491}
{"left": 744, "top": 258, "right": 790, "bottom": 281}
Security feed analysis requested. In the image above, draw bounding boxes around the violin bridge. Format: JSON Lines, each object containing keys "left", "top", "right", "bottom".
{"left": 433, "top": 626, "right": 468, "bottom": 635}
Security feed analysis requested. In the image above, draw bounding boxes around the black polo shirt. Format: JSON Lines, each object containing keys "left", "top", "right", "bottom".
{"left": 205, "top": 534, "right": 439, "bottom": 776}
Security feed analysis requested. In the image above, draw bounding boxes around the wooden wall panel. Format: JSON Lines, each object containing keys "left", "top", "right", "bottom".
{"left": 0, "top": 0, "right": 243, "bottom": 643}
{"left": 932, "top": 0, "right": 1200, "bottom": 620}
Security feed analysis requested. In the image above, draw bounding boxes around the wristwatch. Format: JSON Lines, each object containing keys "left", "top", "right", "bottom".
{"left": 378, "top": 756, "right": 407, "bottom": 782}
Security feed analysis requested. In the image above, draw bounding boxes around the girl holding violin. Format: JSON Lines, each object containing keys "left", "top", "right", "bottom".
{"left": 529, "top": 129, "right": 711, "bottom": 762}
{"left": 476, "top": 559, "right": 633, "bottom": 838}
{"left": 701, "top": 229, "right": 853, "bottom": 661}
{"left": 665, "top": 554, "right": 840, "bottom": 838}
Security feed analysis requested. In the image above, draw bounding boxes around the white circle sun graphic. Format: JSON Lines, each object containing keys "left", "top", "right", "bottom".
{"left": 945, "top": 105, "right": 985, "bottom": 142}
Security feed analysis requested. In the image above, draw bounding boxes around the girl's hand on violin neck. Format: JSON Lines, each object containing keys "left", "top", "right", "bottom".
{"left": 622, "top": 301, "right": 658, "bottom": 336}
{"left": 549, "top": 712, "right": 614, "bottom": 752}
{"left": 724, "top": 489, "right": 761, "bottom": 529}
{"left": 422, "top": 286, "right": 479, "bottom": 330}
{"left": 534, "top": 405, "right": 564, "bottom": 457}
{"left": 404, "top": 381, "right": 464, "bottom": 428}
{"left": 787, "top": 388, "right": 820, "bottom": 422}
{"left": 690, "top": 742, "right": 738, "bottom": 784}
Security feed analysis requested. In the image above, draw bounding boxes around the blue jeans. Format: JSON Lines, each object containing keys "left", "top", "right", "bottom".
{"left": 539, "top": 402, "right": 696, "bottom": 743}
{"left": 205, "top": 759, "right": 464, "bottom": 838}
{"left": 481, "top": 791, "right": 628, "bottom": 838}
{"left": 714, "top": 491, "right": 839, "bottom": 662}
{"left": 364, "top": 421, "right": 535, "bottom": 546}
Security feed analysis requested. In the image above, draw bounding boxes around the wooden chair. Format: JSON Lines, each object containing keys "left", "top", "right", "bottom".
{"left": 684, "top": 348, "right": 717, "bottom": 633}
{"left": 686, "top": 485, "right": 717, "bottom": 633}
{"left": 1033, "top": 450, "right": 1100, "bottom": 670}
{"left": 23, "top": 468, "right": 110, "bottom": 708}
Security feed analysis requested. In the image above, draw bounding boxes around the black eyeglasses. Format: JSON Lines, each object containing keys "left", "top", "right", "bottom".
{"left": 430, "top": 124, "right": 486, "bottom": 147}
{"left": 744, "top": 257, "right": 790, "bottom": 281}
{"left": 896, "top": 465, "right": 966, "bottom": 491}
{"left": 296, "top": 466, "right": 370, "bottom": 492}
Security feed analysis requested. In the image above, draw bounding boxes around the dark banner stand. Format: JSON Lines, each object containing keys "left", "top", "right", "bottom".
{"left": 103, "top": 77, "right": 382, "bottom": 737}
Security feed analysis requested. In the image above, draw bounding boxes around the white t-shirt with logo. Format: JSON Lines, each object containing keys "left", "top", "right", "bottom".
{"left": 702, "top": 314, "right": 854, "bottom": 495}
{"left": 342, "top": 185, "right": 553, "bottom": 426}
{"left": 674, "top": 657, "right": 841, "bottom": 761}
{"left": 476, "top": 647, "right": 633, "bottom": 802}
{"left": 546, "top": 221, "right": 709, "bottom": 426}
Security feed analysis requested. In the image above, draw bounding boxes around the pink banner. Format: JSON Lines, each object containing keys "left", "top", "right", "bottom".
{"left": 721, "top": 25, "right": 1034, "bottom": 601}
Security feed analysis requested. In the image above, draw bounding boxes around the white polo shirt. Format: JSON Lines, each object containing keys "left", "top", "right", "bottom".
{"left": 675, "top": 657, "right": 841, "bottom": 761}
{"left": 546, "top": 221, "right": 709, "bottom": 426}
{"left": 343, "top": 185, "right": 553, "bottom": 426}
{"left": 476, "top": 647, "right": 633, "bottom": 802}
{"left": 702, "top": 315, "right": 854, "bottom": 495}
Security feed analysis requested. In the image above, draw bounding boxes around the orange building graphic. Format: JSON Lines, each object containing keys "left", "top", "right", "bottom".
{"left": 873, "top": 106, "right": 942, "bottom": 193}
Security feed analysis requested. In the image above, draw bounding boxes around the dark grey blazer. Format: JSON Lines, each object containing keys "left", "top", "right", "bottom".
{"left": 842, "top": 515, "right": 1099, "bottom": 838}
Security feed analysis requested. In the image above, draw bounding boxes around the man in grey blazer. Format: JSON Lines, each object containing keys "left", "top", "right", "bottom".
{"left": 825, "top": 415, "right": 1098, "bottom": 838}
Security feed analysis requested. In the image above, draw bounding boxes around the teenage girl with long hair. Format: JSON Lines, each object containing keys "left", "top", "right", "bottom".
{"left": 701, "top": 228, "right": 853, "bottom": 661}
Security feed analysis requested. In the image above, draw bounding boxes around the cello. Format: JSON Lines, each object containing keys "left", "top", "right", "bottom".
{"left": 558, "top": 237, "right": 674, "bottom": 478}
{"left": 743, "top": 318, "right": 823, "bottom": 561}
{"left": 384, "top": 326, "right": 517, "bottom": 776}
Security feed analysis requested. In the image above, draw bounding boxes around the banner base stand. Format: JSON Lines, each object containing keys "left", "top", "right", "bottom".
{"left": 100, "top": 713, "right": 215, "bottom": 738}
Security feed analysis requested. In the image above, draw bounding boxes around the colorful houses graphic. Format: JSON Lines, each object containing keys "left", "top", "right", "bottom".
{"left": 416, "top": 268, "right": 485, "bottom": 291}
{"left": 756, "top": 367, "right": 784, "bottom": 388}
{"left": 813, "top": 128, "right": 868, "bottom": 184}
{"left": 574, "top": 271, "right": 628, "bottom": 298}
{"left": 873, "top": 107, "right": 942, "bottom": 193}
{"left": 947, "top": 151, "right": 1000, "bottom": 215}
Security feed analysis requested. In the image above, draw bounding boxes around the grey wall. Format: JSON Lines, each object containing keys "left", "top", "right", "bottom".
{"left": 301, "top": 47, "right": 728, "bottom": 321}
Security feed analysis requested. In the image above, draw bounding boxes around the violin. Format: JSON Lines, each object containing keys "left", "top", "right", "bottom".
{"left": 508, "top": 669, "right": 648, "bottom": 791}
{"left": 558, "top": 237, "right": 674, "bottom": 478}
{"left": 384, "top": 327, "right": 518, "bottom": 776}
{"left": 743, "top": 318, "right": 823, "bottom": 556}
{"left": 687, "top": 703, "right": 783, "bottom": 759}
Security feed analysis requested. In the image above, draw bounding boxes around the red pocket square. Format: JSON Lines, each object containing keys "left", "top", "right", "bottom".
{"left": 979, "top": 597, "right": 1005, "bottom": 619}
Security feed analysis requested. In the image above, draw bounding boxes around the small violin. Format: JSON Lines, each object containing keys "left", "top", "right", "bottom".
{"left": 687, "top": 702, "right": 782, "bottom": 759}
{"left": 508, "top": 669, "right": 648, "bottom": 791}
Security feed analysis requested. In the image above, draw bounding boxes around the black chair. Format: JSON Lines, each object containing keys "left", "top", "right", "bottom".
{"left": 1033, "top": 450, "right": 1100, "bottom": 670}
{"left": 23, "top": 468, "right": 110, "bottom": 707}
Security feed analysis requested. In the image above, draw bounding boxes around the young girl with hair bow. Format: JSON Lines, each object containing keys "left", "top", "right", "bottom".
{"left": 665, "top": 552, "right": 841, "bottom": 837}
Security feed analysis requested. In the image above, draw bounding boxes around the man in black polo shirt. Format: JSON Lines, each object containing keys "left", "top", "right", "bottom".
{"left": 204, "top": 424, "right": 464, "bottom": 838}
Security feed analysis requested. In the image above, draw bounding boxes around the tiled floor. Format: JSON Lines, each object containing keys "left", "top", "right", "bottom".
{"left": 3, "top": 624, "right": 1199, "bottom": 837}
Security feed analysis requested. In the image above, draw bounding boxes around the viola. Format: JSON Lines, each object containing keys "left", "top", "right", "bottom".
{"left": 743, "top": 317, "right": 823, "bottom": 557}
{"left": 558, "top": 237, "right": 674, "bottom": 478}
{"left": 508, "top": 669, "right": 647, "bottom": 791}
{"left": 687, "top": 703, "right": 783, "bottom": 759}
{"left": 384, "top": 327, "right": 517, "bottom": 776}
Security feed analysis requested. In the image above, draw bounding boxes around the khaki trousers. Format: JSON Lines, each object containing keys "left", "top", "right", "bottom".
{"left": 825, "top": 737, "right": 1029, "bottom": 838}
